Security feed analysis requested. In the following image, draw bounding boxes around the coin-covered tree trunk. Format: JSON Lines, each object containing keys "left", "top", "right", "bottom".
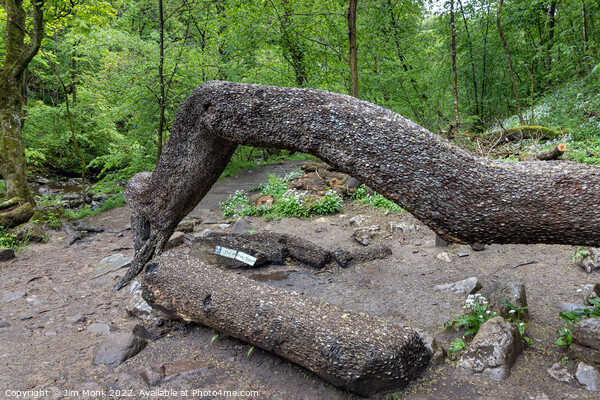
{"left": 142, "top": 252, "right": 430, "bottom": 397}
{"left": 117, "top": 80, "right": 600, "bottom": 289}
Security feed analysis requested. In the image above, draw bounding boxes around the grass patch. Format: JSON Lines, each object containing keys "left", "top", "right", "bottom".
{"left": 350, "top": 186, "right": 404, "bottom": 213}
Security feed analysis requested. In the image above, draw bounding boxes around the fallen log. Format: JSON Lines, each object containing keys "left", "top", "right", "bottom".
{"left": 0, "top": 199, "right": 34, "bottom": 229}
{"left": 189, "top": 231, "right": 391, "bottom": 269}
{"left": 141, "top": 252, "right": 429, "bottom": 396}
{"left": 117, "top": 81, "right": 600, "bottom": 289}
{"left": 536, "top": 143, "right": 567, "bottom": 161}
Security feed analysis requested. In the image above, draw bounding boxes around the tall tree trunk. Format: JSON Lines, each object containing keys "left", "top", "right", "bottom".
{"left": 279, "top": 0, "right": 307, "bottom": 87}
{"left": 348, "top": 0, "right": 358, "bottom": 97}
{"left": 0, "top": 0, "right": 45, "bottom": 227}
{"left": 458, "top": 0, "right": 480, "bottom": 118}
{"left": 582, "top": 0, "right": 591, "bottom": 72}
{"left": 157, "top": 0, "right": 166, "bottom": 159}
{"left": 117, "top": 81, "right": 600, "bottom": 289}
{"left": 450, "top": 0, "right": 460, "bottom": 126}
{"left": 545, "top": 0, "right": 556, "bottom": 72}
{"left": 497, "top": 0, "right": 525, "bottom": 125}
{"left": 71, "top": 47, "right": 77, "bottom": 104}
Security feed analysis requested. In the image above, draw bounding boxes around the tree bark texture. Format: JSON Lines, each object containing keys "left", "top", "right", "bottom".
{"left": 0, "top": 0, "right": 45, "bottom": 226}
{"left": 141, "top": 252, "right": 430, "bottom": 396}
{"left": 119, "top": 80, "right": 600, "bottom": 288}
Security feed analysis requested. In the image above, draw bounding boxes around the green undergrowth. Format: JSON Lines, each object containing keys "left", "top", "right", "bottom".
{"left": 220, "top": 171, "right": 405, "bottom": 221}
{"left": 350, "top": 186, "right": 404, "bottom": 213}
{"left": 220, "top": 172, "right": 343, "bottom": 220}
{"left": 444, "top": 294, "right": 530, "bottom": 359}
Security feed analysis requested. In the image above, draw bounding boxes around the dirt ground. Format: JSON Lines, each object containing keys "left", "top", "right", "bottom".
{"left": 1, "top": 162, "right": 599, "bottom": 400}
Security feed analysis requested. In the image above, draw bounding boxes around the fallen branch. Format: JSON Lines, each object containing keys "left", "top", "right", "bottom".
{"left": 536, "top": 143, "right": 567, "bottom": 161}
{"left": 188, "top": 231, "right": 391, "bottom": 269}
{"left": 141, "top": 252, "right": 429, "bottom": 396}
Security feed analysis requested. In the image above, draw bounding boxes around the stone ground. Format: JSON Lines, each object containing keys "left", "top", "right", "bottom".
{"left": 1, "top": 161, "right": 599, "bottom": 400}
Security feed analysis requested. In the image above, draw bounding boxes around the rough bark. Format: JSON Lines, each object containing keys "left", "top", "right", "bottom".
{"left": 141, "top": 252, "right": 430, "bottom": 396}
{"left": 118, "top": 81, "right": 600, "bottom": 289}
{"left": 0, "top": 0, "right": 45, "bottom": 227}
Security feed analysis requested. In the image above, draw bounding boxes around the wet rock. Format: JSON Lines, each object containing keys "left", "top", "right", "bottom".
{"left": 176, "top": 220, "right": 195, "bottom": 233}
{"left": 434, "top": 277, "right": 481, "bottom": 295}
{"left": 436, "top": 252, "right": 453, "bottom": 262}
{"left": 0, "top": 248, "right": 15, "bottom": 261}
{"left": 35, "top": 176, "right": 51, "bottom": 184}
{"left": 573, "top": 318, "right": 600, "bottom": 351}
{"left": 547, "top": 362, "right": 575, "bottom": 385}
{"left": 457, "top": 317, "right": 523, "bottom": 381}
{"left": 579, "top": 248, "right": 600, "bottom": 273}
{"left": 94, "top": 254, "right": 133, "bottom": 277}
{"left": 126, "top": 291, "right": 153, "bottom": 320}
{"left": 1, "top": 291, "right": 26, "bottom": 302}
{"left": 483, "top": 282, "right": 529, "bottom": 320}
{"left": 349, "top": 215, "right": 370, "bottom": 227}
{"left": 576, "top": 362, "right": 600, "bottom": 391}
{"left": 11, "top": 222, "right": 46, "bottom": 243}
{"left": 352, "top": 225, "right": 383, "bottom": 246}
{"left": 93, "top": 333, "right": 147, "bottom": 365}
{"left": 231, "top": 218, "right": 256, "bottom": 234}
{"left": 87, "top": 323, "right": 116, "bottom": 335}
{"left": 0, "top": 320, "right": 10, "bottom": 328}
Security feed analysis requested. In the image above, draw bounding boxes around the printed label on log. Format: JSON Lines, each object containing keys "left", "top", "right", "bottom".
{"left": 235, "top": 251, "right": 257, "bottom": 266}
{"left": 214, "top": 246, "right": 256, "bottom": 266}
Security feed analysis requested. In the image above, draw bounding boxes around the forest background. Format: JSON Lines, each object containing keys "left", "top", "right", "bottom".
{"left": 1, "top": 0, "right": 599, "bottom": 204}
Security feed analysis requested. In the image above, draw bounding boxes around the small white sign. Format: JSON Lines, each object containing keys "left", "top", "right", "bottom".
{"left": 214, "top": 246, "right": 238, "bottom": 259}
{"left": 214, "top": 246, "right": 256, "bottom": 266}
{"left": 235, "top": 251, "right": 257, "bottom": 266}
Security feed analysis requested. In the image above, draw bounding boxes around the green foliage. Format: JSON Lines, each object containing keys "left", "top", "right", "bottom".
{"left": 572, "top": 247, "right": 590, "bottom": 263}
{"left": 556, "top": 327, "right": 573, "bottom": 348}
{"left": 220, "top": 175, "right": 343, "bottom": 220}
{"left": 445, "top": 294, "right": 498, "bottom": 337}
{"left": 64, "top": 194, "right": 125, "bottom": 220}
{"left": 0, "top": 227, "right": 22, "bottom": 250}
{"left": 448, "top": 338, "right": 466, "bottom": 358}
{"left": 556, "top": 297, "right": 600, "bottom": 347}
{"left": 350, "top": 186, "right": 403, "bottom": 213}
{"left": 42, "top": 210, "right": 63, "bottom": 229}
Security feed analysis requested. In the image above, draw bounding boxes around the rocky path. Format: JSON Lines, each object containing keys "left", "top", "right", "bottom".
{"left": 0, "top": 163, "right": 598, "bottom": 399}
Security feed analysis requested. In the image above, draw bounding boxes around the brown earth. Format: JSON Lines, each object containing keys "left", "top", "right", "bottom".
{"left": 0, "top": 163, "right": 598, "bottom": 400}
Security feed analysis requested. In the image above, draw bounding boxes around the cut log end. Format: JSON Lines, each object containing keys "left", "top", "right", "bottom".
{"left": 536, "top": 143, "right": 567, "bottom": 161}
{"left": 141, "top": 252, "right": 430, "bottom": 396}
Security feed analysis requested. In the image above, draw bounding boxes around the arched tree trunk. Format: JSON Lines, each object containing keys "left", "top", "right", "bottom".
{"left": 117, "top": 80, "right": 600, "bottom": 289}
